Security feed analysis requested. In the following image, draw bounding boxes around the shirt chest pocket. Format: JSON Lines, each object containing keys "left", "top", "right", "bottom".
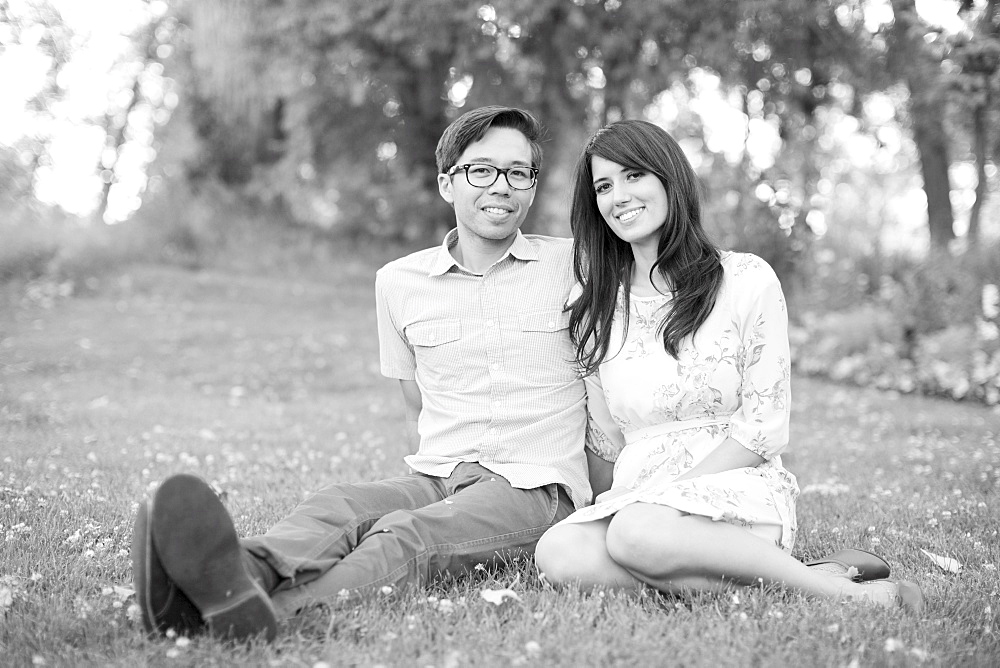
{"left": 517, "top": 309, "right": 577, "bottom": 384}
{"left": 406, "top": 319, "right": 468, "bottom": 391}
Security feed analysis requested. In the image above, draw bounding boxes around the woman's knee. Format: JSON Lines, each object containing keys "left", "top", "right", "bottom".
{"left": 606, "top": 505, "right": 686, "bottom": 573}
{"left": 534, "top": 525, "right": 605, "bottom": 586}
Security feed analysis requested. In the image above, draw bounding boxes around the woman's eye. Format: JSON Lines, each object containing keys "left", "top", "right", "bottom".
{"left": 626, "top": 171, "right": 644, "bottom": 181}
{"left": 594, "top": 183, "right": 610, "bottom": 194}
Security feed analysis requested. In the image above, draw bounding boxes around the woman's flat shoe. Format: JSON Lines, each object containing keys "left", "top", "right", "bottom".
{"left": 805, "top": 548, "right": 890, "bottom": 582}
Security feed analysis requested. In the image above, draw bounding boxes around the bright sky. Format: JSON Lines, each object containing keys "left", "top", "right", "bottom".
{"left": 0, "top": 0, "right": 981, "bottom": 235}
{"left": 1, "top": 0, "right": 166, "bottom": 222}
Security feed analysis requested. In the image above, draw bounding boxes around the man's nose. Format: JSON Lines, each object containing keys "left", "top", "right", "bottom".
{"left": 487, "top": 171, "right": 513, "bottom": 195}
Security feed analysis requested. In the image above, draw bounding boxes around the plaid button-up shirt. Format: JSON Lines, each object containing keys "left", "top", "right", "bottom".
{"left": 375, "top": 229, "right": 591, "bottom": 508}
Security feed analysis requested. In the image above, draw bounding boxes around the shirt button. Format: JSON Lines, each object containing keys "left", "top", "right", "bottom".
{"left": 548, "top": 320, "right": 556, "bottom": 328}
{"left": 485, "top": 320, "right": 495, "bottom": 328}
{"left": 428, "top": 333, "right": 436, "bottom": 341}
{"left": 491, "top": 362, "right": 500, "bottom": 370}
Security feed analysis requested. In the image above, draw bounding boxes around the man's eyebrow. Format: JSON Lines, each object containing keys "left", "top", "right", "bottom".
{"left": 463, "top": 157, "right": 533, "bottom": 166}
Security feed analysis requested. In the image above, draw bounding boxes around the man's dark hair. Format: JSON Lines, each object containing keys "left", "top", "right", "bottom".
{"left": 435, "top": 106, "right": 545, "bottom": 174}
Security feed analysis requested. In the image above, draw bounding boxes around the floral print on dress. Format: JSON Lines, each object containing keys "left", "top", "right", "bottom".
{"left": 565, "top": 252, "right": 799, "bottom": 552}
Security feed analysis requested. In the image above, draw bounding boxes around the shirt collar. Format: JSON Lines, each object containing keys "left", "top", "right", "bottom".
{"left": 428, "top": 228, "right": 539, "bottom": 276}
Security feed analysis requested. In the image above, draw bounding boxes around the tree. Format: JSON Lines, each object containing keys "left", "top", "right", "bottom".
{"left": 951, "top": 0, "right": 1000, "bottom": 243}
{"left": 0, "top": 0, "right": 74, "bottom": 210}
{"left": 886, "top": 0, "right": 956, "bottom": 249}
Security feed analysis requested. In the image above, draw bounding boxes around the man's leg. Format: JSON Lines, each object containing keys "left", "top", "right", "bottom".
{"left": 242, "top": 474, "right": 449, "bottom": 590}
{"left": 270, "top": 463, "right": 574, "bottom": 616}
{"left": 138, "top": 471, "right": 449, "bottom": 639}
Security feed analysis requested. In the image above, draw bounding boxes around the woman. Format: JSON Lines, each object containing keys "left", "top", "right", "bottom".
{"left": 534, "top": 120, "right": 923, "bottom": 611}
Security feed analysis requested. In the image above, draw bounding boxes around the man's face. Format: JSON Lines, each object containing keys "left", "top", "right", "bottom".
{"left": 437, "top": 127, "right": 536, "bottom": 245}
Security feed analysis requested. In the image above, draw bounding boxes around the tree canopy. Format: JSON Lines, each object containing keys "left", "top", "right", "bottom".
{"left": 4, "top": 0, "right": 998, "bottom": 252}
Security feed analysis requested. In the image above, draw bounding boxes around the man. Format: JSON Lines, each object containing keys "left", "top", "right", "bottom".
{"left": 133, "top": 106, "right": 596, "bottom": 642}
{"left": 132, "top": 106, "right": 887, "bottom": 642}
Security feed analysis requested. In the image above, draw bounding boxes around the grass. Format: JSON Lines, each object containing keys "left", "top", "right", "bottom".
{"left": 1, "top": 246, "right": 999, "bottom": 667}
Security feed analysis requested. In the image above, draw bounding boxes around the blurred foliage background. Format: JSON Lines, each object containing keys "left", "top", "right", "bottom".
{"left": 2, "top": 0, "right": 999, "bottom": 404}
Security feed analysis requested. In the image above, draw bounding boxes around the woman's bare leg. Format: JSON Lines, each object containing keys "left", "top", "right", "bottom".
{"left": 606, "top": 503, "right": 903, "bottom": 606}
{"left": 534, "top": 518, "right": 644, "bottom": 593}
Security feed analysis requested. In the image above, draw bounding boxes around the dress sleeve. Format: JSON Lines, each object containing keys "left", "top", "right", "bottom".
{"left": 584, "top": 371, "right": 627, "bottom": 462}
{"left": 728, "top": 257, "right": 791, "bottom": 460}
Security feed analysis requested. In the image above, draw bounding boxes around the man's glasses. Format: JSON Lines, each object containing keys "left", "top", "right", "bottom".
{"left": 446, "top": 164, "right": 538, "bottom": 190}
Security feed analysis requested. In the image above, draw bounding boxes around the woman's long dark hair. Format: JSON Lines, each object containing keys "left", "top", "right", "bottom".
{"left": 568, "top": 120, "right": 724, "bottom": 375}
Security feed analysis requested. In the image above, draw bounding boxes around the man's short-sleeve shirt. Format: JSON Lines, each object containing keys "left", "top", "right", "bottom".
{"left": 374, "top": 229, "right": 591, "bottom": 508}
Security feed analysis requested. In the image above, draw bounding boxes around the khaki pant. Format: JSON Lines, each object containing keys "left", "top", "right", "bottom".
{"left": 242, "top": 462, "right": 574, "bottom": 617}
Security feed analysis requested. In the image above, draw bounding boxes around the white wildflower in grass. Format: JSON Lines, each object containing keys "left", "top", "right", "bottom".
{"left": 525, "top": 641, "right": 541, "bottom": 655}
{"left": 380, "top": 586, "right": 393, "bottom": 596}
{"left": 165, "top": 648, "right": 179, "bottom": 659}
{"left": 126, "top": 603, "right": 142, "bottom": 623}
{"left": 175, "top": 637, "right": 191, "bottom": 648}
{"left": 884, "top": 638, "right": 905, "bottom": 652}
{"left": 0, "top": 587, "right": 14, "bottom": 609}
{"left": 31, "top": 656, "right": 46, "bottom": 666}
{"left": 74, "top": 598, "right": 93, "bottom": 620}
{"left": 909, "top": 648, "right": 929, "bottom": 662}
{"left": 480, "top": 588, "right": 520, "bottom": 605}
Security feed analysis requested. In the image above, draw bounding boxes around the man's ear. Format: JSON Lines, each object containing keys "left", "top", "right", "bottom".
{"left": 437, "top": 172, "right": 454, "bottom": 205}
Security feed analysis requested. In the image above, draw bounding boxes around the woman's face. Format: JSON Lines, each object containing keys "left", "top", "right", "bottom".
{"left": 590, "top": 155, "right": 668, "bottom": 253}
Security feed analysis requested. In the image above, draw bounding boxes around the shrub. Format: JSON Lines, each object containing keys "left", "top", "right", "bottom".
{"left": 791, "top": 241, "right": 1000, "bottom": 406}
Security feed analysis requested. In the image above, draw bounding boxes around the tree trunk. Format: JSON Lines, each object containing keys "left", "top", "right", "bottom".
{"left": 889, "top": 0, "right": 955, "bottom": 249}
{"left": 394, "top": 53, "right": 455, "bottom": 242}
{"left": 968, "top": 101, "right": 988, "bottom": 243}
{"left": 188, "top": 0, "right": 282, "bottom": 185}
{"left": 966, "top": 0, "right": 999, "bottom": 244}
{"left": 521, "top": 2, "right": 590, "bottom": 236}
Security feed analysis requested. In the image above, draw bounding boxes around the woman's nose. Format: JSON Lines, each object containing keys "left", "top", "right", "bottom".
{"left": 613, "top": 185, "right": 630, "bottom": 205}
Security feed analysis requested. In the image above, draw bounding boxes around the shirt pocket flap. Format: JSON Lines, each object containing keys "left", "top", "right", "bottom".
{"left": 406, "top": 319, "right": 462, "bottom": 347}
{"left": 518, "top": 309, "right": 570, "bottom": 332}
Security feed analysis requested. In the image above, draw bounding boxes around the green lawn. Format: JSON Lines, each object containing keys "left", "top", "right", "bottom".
{"left": 1, "top": 252, "right": 998, "bottom": 667}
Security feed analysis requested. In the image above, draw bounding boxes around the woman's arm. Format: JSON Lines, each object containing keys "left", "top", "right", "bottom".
{"left": 676, "top": 257, "right": 790, "bottom": 482}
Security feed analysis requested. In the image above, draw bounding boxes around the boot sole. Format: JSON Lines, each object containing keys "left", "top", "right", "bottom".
{"left": 151, "top": 474, "right": 277, "bottom": 641}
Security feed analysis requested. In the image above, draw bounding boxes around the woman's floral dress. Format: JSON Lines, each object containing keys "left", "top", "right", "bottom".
{"left": 559, "top": 252, "right": 799, "bottom": 551}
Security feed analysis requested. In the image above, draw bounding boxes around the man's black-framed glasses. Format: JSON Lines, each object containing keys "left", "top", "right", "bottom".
{"left": 446, "top": 163, "right": 539, "bottom": 190}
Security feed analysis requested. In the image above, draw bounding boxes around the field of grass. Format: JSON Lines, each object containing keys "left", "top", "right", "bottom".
{"left": 2, "top": 248, "right": 999, "bottom": 667}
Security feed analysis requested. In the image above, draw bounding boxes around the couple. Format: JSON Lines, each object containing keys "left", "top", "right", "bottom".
{"left": 132, "top": 106, "right": 923, "bottom": 641}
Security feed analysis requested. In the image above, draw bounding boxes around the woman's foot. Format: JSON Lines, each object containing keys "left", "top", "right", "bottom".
{"left": 851, "top": 579, "right": 925, "bottom": 613}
